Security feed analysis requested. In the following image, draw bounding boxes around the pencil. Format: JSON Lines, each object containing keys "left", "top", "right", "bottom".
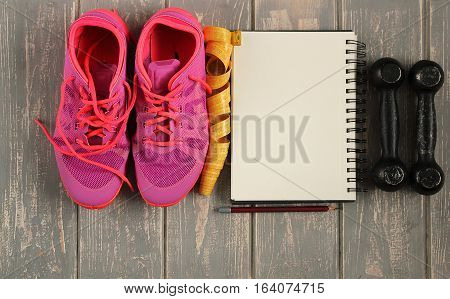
{"left": 217, "top": 205, "right": 337, "bottom": 213}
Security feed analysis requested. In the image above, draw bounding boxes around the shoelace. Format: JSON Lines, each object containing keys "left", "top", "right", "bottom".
{"left": 141, "top": 74, "right": 212, "bottom": 147}
{"left": 35, "top": 76, "right": 136, "bottom": 190}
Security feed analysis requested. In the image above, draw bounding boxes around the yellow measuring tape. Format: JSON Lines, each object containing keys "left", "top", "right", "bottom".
{"left": 199, "top": 26, "right": 241, "bottom": 196}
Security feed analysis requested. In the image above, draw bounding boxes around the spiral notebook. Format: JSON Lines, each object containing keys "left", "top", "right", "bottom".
{"left": 230, "top": 31, "right": 366, "bottom": 202}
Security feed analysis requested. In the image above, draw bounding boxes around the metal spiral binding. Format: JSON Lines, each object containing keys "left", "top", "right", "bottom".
{"left": 345, "top": 40, "right": 368, "bottom": 193}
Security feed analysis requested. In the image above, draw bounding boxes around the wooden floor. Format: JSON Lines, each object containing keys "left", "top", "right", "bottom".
{"left": 0, "top": 0, "right": 448, "bottom": 279}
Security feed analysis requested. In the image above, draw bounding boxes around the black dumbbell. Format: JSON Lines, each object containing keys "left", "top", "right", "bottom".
{"left": 409, "top": 60, "right": 445, "bottom": 195}
{"left": 370, "top": 58, "right": 408, "bottom": 191}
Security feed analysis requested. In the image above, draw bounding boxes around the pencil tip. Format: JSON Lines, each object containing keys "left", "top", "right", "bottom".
{"left": 216, "top": 207, "right": 231, "bottom": 213}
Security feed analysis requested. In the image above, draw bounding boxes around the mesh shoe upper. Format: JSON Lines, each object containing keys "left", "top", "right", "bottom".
{"left": 37, "top": 10, "right": 133, "bottom": 208}
{"left": 133, "top": 8, "right": 209, "bottom": 206}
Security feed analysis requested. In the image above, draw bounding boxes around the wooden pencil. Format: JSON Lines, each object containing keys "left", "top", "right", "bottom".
{"left": 217, "top": 205, "right": 337, "bottom": 213}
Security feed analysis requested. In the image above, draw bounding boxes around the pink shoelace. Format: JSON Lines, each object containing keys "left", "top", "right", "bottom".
{"left": 35, "top": 76, "right": 136, "bottom": 190}
{"left": 141, "top": 75, "right": 212, "bottom": 147}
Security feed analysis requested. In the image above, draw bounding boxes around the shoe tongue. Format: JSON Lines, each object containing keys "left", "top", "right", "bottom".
{"left": 89, "top": 61, "right": 117, "bottom": 99}
{"left": 146, "top": 59, "right": 181, "bottom": 93}
{"left": 86, "top": 61, "right": 117, "bottom": 146}
{"left": 146, "top": 59, "right": 181, "bottom": 143}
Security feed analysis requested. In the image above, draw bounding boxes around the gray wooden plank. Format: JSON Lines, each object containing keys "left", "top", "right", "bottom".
{"left": 429, "top": 0, "right": 450, "bottom": 279}
{"left": 0, "top": 0, "right": 78, "bottom": 278}
{"left": 165, "top": 0, "right": 252, "bottom": 278}
{"left": 342, "top": 0, "right": 427, "bottom": 278}
{"left": 77, "top": 0, "right": 165, "bottom": 279}
{"left": 253, "top": 0, "right": 339, "bottom": 279}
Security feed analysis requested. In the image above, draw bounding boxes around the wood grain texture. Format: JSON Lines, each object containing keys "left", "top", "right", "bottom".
{"left": 169, "top": 0, "right": 251, "bottom": 29}
{"left": 253, "top": 0, "right": 339, "bottom": 279}
{"left": 342, "top": 0, "right": 427, "bottom": 278}
{"left": 0, "top": 0, "right": 448, "bottom": 279}
{"left": 0, "top": 0, "right": 78, "bottom": 278}
{"left": 255, "top": 0, "right": 336, "bottom": 30}
{"left": 429, "top": 0, "right": 449, "bottom": 279}
{"left": 77, "top": 0, "right": 165, "bottom": 279}
{"left": 165, "top": 0, "right": 252, "bottom": 278}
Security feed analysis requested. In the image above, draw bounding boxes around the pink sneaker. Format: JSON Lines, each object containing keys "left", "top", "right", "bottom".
{"left": 35, "top": 9, "right": 135, "bottom": 209}
{"left": 133, "top": 8, "right": 211, "bottom": 206}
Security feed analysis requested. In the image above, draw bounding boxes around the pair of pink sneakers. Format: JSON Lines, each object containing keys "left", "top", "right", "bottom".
{"left": 36, "top": 8, "right": 211, "bottom": 209}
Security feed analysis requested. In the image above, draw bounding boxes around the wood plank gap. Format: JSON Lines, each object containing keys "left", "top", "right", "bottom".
{"left": 76, "top": 206, "right": 80, "bottom": 279}
{"left": 250, "top": 212, "right": 255, "bottom": 278}
{"left": 251, "top": 0, "right": 256, "bottom": 30}
{"left": 420, "top": 0, "right": 428, "bottom": 279}
{"left": 423, "top": 0, "right": 432, "bottom": 279}
{"left": 425, "top": 196, "right": 431, "bottom": 279}
{"left": 162, "top": 0, "right": 168, "bottom": 280}
{"left": 336, "top": 0, "right": 344, "bottom": 279}
{"left": 75, "top": 0, "right": 80, "bottom": 279}
{"left": 250, "top": 0, "right": 255, "bottom": 279}
{"left": 338, "top": 204, "right": 344, "bottom": 279}
{"left": 164, "top": 207, "right": 168, "bottom": 279}
{"left": 76, "top": 0, "right": 81, "bottom": 18}
{"left": 336, "top": 0, "right": 342, "bottom": 31}
{"left": 423, "top": 0, "right": 431, "bottom": 59}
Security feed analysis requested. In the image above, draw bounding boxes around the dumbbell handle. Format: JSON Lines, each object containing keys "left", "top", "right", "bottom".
{"left": 379, "top": 88, "right": 400, "bottom": 159}
{"left": 416, "top": 92, "right": 437, "bottom": 161}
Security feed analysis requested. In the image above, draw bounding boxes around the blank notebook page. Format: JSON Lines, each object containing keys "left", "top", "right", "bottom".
{"left": 231, "top": 31, "right": 357, "bottom": 201}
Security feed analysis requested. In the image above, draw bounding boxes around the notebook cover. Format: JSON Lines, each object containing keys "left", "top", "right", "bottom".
{"left": 231, "top": 31, "right": 358, "bottom": 202}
